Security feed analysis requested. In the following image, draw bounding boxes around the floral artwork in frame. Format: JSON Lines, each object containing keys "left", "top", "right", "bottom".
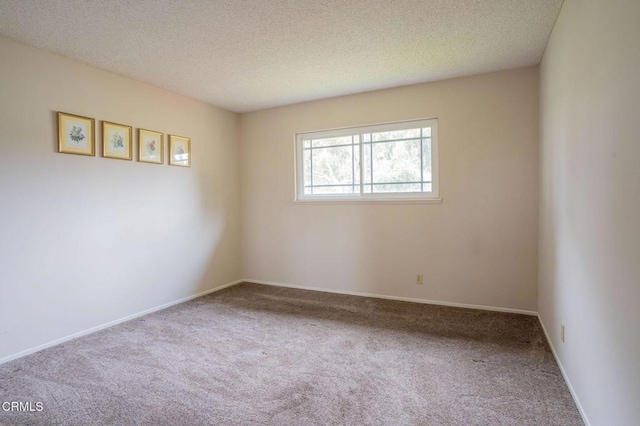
{"left": 138, "top": 129, "right": 164, "bottom": 164}
{"left": 102, "top": 121, "right": 133, "bottom": 160}
{"left": 57, "top": 112, "right": 95, "bottom": 156}
{"left": 168, "top": 135, "right": 191, "bottom": 167}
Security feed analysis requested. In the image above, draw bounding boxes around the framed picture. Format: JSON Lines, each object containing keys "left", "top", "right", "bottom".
{"left": 57, "top": 112, "right": 95, "bottom": 156}
{"left": 169, "top": 135, "right": 191, "bottom": 167}
{"left": 138, "top": 129, "right": 164, "bottom": 164}
{"left": 102, "top": 121, "right": 133, "bottom": 160}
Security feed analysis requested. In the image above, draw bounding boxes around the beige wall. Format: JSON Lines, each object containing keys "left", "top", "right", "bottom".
{"left": 0, "top": 37, "right": 242, "bottom": 361}
{"left": 539, "top": 0, "right": 640, "bottom": 424}
{"left": 240, "top": 67, "right": 539, "bottom": 312}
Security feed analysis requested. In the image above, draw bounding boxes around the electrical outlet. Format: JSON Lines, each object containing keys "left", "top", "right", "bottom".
{"left": 416, "top": 274, "right": 424, "bottom": 285}
{"left": 561, "top": 324, "right": 565, "bottom": 343}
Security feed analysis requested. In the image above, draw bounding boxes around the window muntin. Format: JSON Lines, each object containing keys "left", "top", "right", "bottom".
{"left": 295, "top": 119, "right": 439, "bottom": 201}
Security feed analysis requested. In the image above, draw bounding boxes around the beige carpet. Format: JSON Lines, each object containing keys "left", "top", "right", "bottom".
{"left": 0, "top": 282, "right": 582, "bottom": 425}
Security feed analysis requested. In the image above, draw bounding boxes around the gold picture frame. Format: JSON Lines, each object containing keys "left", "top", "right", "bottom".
{"left": 57, "top": 112, "right": 95, "bottom": 156}
{"left": 168, "top": 135, "right": 191, "bottom": 167}
{"left": 138, "top": 129, "right": 164, "bottom": 164}
{"left": 102, "top": 121, "right": 133, "bottom": 160}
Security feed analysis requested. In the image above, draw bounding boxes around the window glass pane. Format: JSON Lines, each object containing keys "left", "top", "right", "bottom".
{"left": 312, "top": 185, "right": 356, "bottom": 195}
{"left": 303, "top": 149, "right": 312, "bottom": 194}
{"left": 372, "top": 183, "right": 422, "bottom": 193}
{"left": 297, "top": 118, "right": 437, "bottom": 200}
{"left": 422, "top": 138, "right": 432, "bottom": 182}
{"left": 353, "top": 142, "right": 360, "bottom": 185}
{"left": 372, "top": 128, "right": 420, "bottom": 141}
{"left": 370, "top": 139, "right": 421, "bottom": 184}
{"left": 311, "top": 145, "right": 354, "bottom": 186}
{"left": 363, "top": 143, "right": 372, "bottom": 184}
{"left": 311, "top": 135, "right": 353, "bottom": 148}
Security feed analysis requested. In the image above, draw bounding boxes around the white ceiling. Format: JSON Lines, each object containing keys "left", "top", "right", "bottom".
{"left": 0, "top": 0, "right": 563, "bottom": 113}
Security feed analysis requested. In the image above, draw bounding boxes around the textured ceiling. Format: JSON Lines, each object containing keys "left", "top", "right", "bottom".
{"left": 0, "top": 0, "right": 562, "bottom": 112}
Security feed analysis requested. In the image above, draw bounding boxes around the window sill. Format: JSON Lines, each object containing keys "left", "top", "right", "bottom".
{"left": 294, "top": 198, "right": 443, "bottom": 205}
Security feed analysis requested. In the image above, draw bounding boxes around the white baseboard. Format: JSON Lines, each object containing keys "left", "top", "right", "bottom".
{"left": 242, "top": 278, "right": 538, "bottom": 316}
{"left": 0, "top": 279, "right": 243, "bottom": 366}
{"left": 538, "top": 316, "right": 591, "bottom": 426}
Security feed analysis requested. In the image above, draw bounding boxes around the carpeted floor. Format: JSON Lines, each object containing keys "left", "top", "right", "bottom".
{"left": 0, "top": 282, "right": 582, "bottom": 425}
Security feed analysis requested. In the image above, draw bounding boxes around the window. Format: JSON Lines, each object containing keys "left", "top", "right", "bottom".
{"left": 295, "top": 118, "right": 439, "bottom": 202}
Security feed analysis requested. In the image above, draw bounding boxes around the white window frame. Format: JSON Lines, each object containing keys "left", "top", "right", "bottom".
{"left": 294, "top": 118, "right": 440, "bottom": 203}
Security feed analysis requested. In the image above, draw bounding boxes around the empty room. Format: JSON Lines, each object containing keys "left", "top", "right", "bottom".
{"left": 0, "top": 0, "right": 638, "bottom": 425}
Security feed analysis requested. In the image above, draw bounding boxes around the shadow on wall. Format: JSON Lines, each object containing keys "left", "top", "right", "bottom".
{"left": 191, "top": 130, "right": 241, "bottom": 295}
